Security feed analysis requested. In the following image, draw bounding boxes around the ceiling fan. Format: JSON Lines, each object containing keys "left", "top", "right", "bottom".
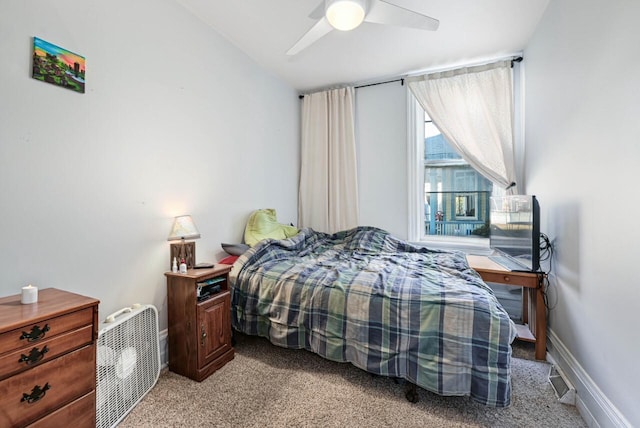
{"left": 286, "top": 0, "right": 439, "bottom": 56}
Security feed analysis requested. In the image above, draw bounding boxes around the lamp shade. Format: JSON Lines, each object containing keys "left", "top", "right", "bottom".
{"left": 325, "top": 0, "right": 366, "bottom": 31}
{"left": 167, "top": 215, "right": 201, "bottom": 241}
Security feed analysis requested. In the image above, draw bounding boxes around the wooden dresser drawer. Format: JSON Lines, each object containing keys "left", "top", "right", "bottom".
{"left": 0, "top": 324, "right": 94, "bottom": 380}
{"left": 0, "top": 344, "right": 95, "bottom": 427}
{"left": 27, "top": 390, "right": 95, "bottom": 428}
{"left": 0, "top": 307, "right": 94, "bottom": 355}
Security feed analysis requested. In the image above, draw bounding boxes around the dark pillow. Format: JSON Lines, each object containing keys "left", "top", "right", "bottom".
{"left": 221, "top": 243, "right": 250, "bottom": 256}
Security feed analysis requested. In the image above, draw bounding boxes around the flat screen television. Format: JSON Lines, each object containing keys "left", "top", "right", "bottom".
{"left": 489, "top": 195, "right": 540, "bottom": 272}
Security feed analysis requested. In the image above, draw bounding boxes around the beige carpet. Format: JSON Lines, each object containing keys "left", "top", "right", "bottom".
{"left": 120, "top": 334, "right": 586, "bottom": 427}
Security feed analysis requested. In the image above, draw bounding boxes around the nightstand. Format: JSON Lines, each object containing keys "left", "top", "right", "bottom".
{"left": 467, "top": 255, "right": 547, "bottom": 360}
{"left": 165, "top": 265, "right": 234, "bottom": 381}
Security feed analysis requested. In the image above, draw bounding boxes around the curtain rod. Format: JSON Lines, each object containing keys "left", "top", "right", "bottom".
{"left": 297, "top": 56, "right": 523, "bottom": 99}
{"left": 405, "top": 55, "right": 523, "bottom": 78}
{"left": 298, "top": 78, "right": 404, "bottom": 99}
{"left": 355, "top": 78, "right": 404, "bottom": 90}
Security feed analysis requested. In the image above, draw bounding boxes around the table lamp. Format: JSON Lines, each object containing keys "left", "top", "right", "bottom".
{"left": 167, "top": 215, "right": 200, "bottom": 269}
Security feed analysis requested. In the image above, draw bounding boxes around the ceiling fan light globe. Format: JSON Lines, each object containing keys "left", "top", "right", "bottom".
{"left": 325, "top": 0, "right": 366, "bottom": 31}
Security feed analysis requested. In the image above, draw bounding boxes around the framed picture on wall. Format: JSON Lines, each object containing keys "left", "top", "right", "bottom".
{"left": 32, "top": 37, "right": 85, "bottom": 93}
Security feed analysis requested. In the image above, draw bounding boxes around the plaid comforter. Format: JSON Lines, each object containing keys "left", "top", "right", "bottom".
{"left": 229, "top": 227, "right": 517, "bottom": 407}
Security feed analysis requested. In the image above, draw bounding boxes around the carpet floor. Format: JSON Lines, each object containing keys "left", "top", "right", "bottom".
{"left": 120, "top": 334, "right": 586, "bottom": 427}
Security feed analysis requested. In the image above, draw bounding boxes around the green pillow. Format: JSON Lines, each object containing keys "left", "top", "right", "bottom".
{"left": 244, "top": 209, "right": 299, "bottom": 247}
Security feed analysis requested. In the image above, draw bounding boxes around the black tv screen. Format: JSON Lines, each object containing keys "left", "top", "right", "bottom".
{"left": 489, "top": 195, "right": 540, "bottom": 272}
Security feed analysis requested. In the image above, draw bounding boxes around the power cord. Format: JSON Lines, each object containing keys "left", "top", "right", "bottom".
{"left": 539, "top": 233, "right": 556, "bottom": 311}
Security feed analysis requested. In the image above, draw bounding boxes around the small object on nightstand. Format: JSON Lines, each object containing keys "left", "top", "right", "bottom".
{"left": 179, "top": 258, "right": 187, "bottom": 274}
{"left": 194, "top": 262, "right": 215, "bottom": 269}
{"left": 172, "top": 257, "right": 178, "bottom": 273}
{"left": 167, "top": 215, "right": 200, "bottom": 269}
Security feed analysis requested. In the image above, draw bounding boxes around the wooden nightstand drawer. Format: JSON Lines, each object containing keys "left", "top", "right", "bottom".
{"left": 0, "top": 307, "right": 94, "bottom": 355}
{"left": 0, "top": 344, "right": 95, "bottom": 427}
{"left": 0, "top": 324, "right": 94, "bottom": 380}
{"left": 476, "top": 270, "right": 540, "bottom": 289}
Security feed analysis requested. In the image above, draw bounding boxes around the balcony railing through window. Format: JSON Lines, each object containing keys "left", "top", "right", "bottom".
{"left": 424, "top": 191, "right": 491, "bottom": 237}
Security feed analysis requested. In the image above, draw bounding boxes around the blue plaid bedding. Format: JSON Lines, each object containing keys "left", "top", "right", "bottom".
{"left": 229, "top": 227, "right": 517, "bottom": 407}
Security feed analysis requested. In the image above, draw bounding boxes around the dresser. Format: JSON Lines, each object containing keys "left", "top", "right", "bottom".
{"left": 0, "top": 288, "right": 99, "bottom": 427}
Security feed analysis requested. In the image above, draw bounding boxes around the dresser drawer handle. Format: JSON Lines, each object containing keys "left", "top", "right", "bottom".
{"left": 21, "top": 382, "right": 51, "bottom": 404}
{"left": 20, "top": 324, "right": 50, "bottom": 342}
{"left": 18, "top": 345, "right": 49, "bottom": 366}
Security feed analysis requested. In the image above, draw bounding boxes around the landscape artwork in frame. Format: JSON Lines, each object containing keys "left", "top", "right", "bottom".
{"left": 32, "top": 37, "right": 85, "bottom": 93}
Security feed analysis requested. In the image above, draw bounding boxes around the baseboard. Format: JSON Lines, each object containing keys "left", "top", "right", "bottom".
{"left": 547, "top": 329, "right": 632, "bottom": 427}
{"left": 159, "top": 328, "right": 168, "bottom": 370}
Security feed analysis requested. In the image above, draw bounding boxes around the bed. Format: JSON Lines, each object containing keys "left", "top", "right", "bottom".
{"left": 229, "top": 226, "right": 517, "bottom": 407}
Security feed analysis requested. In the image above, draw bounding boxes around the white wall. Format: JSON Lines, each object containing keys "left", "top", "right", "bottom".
{"left": 525, "top": 0, "right": 639, "bottom": 425}
{"left": 0, "top": 0, "right": 299, "bottom": 330}
{"left": 355, "top": 83, "right": 409, "bottom": 239}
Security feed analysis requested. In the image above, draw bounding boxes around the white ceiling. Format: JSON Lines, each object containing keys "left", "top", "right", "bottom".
{"left": 176, "top": 0, "right": 550, "bottom": 92}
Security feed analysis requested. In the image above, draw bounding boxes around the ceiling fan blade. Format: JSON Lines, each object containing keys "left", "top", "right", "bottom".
{"left": 365, "top": 0, "right": 439, "bottom": 31}
{"left": 308, "top": 1, "right": 325, "bottom": 19}
{"left": 286, "top": 17, "right": 334, "bottom": 56}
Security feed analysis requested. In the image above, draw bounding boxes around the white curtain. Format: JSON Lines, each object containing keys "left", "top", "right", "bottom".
{"left": 298, "top": 87, "right": 359, "bottom": 233}
{"left": 407, "top": 60, "right": 517, "bottom": 192}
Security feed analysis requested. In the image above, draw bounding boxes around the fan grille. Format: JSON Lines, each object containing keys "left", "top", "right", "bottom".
{"left": 96, "top": 305, "right": 161, "bottom": 428}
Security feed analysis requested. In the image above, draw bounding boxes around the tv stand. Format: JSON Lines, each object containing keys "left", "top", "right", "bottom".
{"left": 466, "top": 255, "right": 547, "bottom": 360}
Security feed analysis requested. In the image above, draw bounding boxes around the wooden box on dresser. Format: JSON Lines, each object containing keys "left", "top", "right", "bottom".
{"left": 165, "top": 265, "right": 234, "bottom": 382}
{"left": 0, "top": 288, "right": 99, "bottom": 428}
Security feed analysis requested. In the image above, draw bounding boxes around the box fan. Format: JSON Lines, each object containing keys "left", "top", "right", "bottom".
{"left": 96, "top": 304, "right": 161, "bottom": 428}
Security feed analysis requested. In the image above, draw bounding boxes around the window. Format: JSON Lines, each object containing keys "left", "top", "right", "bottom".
{"left": 406, "top": 60, "right": 522, "bottom": 247}
{"left": 420, "top": 111, "right": 496, "bottom": 241}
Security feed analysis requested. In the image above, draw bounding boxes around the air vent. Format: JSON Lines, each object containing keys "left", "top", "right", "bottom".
{"left": 548, "top": 365, "right": 576, "bottom": 405}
